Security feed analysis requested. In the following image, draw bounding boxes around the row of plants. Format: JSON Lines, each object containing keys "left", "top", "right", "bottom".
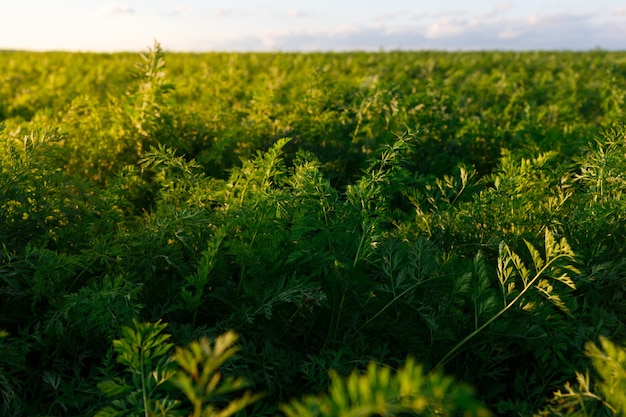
{"left": 1, "top": 43, "right": 626, "bottom": 415}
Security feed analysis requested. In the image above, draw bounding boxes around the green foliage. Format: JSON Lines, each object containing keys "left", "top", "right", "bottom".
{"left": 436, "top": 229, "right": 580, "bottom": 369}
{"left": 0, "top": 329, "right": 27, "bottom": 416}
{"left": 580, "top": 338, "right": 626, "bottom": 415}
{"left": 170, "top": 331, "right": 263, "bottom": 417}
{"left": 2, "top": 45, "right": 626, "bottom": 416}
{"left": 280, "top": 357, "right": 491, "bottom": 417}
{"left": 0, "top": 128, "right": 72, "bottom": 249}
{"left": 539, "top": 336, "right": 626, "bottom": 416}
{"left": 128, "top": 41, "right": 175, "bottom": 142}
{"left": 97, "top": 321, "right": 259, "bottom": 417}
{"left": 97, "top": 320, "right": 178, "bottom": 417}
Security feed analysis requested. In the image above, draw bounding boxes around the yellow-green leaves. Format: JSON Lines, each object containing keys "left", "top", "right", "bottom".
{"left": 97, "top": 320, "right": 178, "bottom": 417}
{"left": 98, "top": 322, "right": 259, "bottom": 417}
{"left": 171, "top": 331, "right": 262, "bottom": 417}
{"left": 541, "top": 335, "right": 626, "bottom": 416}
{"left": 497, "top": 229, "right": 579, "bottom": 316}
{"left": 437, "top": 229, "right": 579, "bottom": 370}
{"left": 585, "top": 336, "right": 626, "bottom": 415}
{"left": 281, "top": 358, "right": 491, "bottom": 417}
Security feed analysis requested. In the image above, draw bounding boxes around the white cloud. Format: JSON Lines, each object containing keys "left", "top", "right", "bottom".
{"left": 213, "top": 8, "right": 234, "bottom": 18}
{"left": 375, "top": 12, "right": 403, "bottom": 22}
{"left": 212, "top": 8, "right": 256, "bottom": 19}
{"left": 170, "top": 4, "right": 195, "bottom": 16}
{"left": 411, "top": 12, "right": 428, "bottom": 21}
{"left": 282, "top": 10, "right": 317, "bottom": 19}
{"left": 260, "top": 31, "right": 278, "bottom": 49}
{"left": 425, "top": 18, "right": 471, "bottom": 39}
{"left": 497, "top": 28, "right": 522, "bottom": 40}
{"left": 198, "top": 10, "right": 626, "bottom": 52}
{"left": 614, "top": 7, "right": 626, "bottom": 15}
{"left": 100, "top": 3, "right": 134, "bottom": 17}
{"left": 126, "top": 5, "right": 624, "bottom": 52}
{"left": 527, "top": 14, "right": 540, "bottom": 25}
{"left": 432, "top": 9, "right": 467, "bottom": 18}
{"left": 482, "top": 2, "right": 513, "bottom": 19}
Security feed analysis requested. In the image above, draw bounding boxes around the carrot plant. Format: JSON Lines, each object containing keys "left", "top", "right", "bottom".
{"left": 96, "top": 320, "right": 260, "bottom": 417}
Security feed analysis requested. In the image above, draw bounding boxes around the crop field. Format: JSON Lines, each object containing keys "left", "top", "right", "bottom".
{"left": 2, "top": 43, "right": 626, "bottom": 416}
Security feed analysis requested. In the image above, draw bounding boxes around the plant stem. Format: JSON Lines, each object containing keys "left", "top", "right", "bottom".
{"left": 141, "top": 350, "right": 149, "bottom": 417}
{"left": 360, "top": 276, "right": 439, "bottom": 330}
{"left": 434, "top": 254, "right": 567, "bottom": 371}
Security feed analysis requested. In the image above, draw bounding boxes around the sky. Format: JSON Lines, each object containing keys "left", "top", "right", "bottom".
{"left": 1, "top": 1, "right": 625, "bottom": 52}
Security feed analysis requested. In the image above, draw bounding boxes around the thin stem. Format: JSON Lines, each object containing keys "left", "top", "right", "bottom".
{"left": 434, "top": 253, "right": 569, "bottom": 371}
{"left": 360, "top": 275, "right": 439, "bottom": 330}
{"left": 141, "top": 349, "right": 149, "bottom": 417}
{"left": 325, "top": 292, "right": 346, "bottom": 348}
{"left": 353, "top": 218, "right": 373, "bottom": 268}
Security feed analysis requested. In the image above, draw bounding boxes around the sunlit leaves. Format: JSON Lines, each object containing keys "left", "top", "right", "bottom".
{"left": 437, "top": 229, "right": 579, "bottom": 369}
{"left": 97, "top": 322, "right": 259, "bottom": 417}
{"left": 129, "top": 41, "right": 175, "bottom": 140}
{"left": 280, "top": 358, "right": 491, "bottom": 417}
{"left": 497, "top": 229, "right": 579, "bottom": 316}
{"left": 541, "top": 335, "right": 626, "bottom": 416}
{"left": 97, "top": 320, "right": 178, "bottom": 417}
{"left": 170, "top": 331, "right": 262, "bottom": 417}
{"left": 574, "top": 125, "right": 626, "bottom": 204}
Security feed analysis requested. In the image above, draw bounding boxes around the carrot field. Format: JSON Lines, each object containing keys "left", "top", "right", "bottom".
{"left": 1, "top": 43, "right": 626, "bottom": 416}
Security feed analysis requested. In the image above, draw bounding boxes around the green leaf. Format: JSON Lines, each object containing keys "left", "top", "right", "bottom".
{"left": 98, "top": 379, "right": 134, "bottom": 397}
